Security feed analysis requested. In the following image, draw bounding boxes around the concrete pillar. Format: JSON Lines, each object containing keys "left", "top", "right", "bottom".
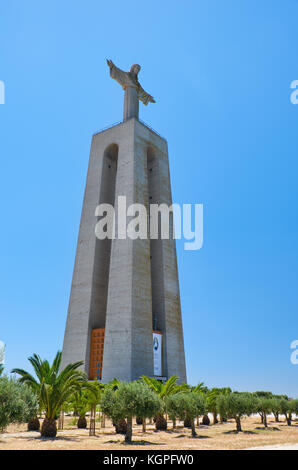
{"left": 123, "top": 86, "right": 139, "bottom": 121}
{"left": 61, "top": 118, "right": 186, "bottom": 384}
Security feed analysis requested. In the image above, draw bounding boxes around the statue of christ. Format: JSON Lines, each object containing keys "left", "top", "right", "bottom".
{"left": 107, "top": 60, "right": 155, "bottom": 120}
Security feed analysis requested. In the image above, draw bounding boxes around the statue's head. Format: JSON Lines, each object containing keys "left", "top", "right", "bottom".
{"left": 130, "top": 64, "right": 141, "bottom": 75}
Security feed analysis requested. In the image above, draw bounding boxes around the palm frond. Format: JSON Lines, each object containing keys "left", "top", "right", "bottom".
{"left": 141, "top": 375, "right": 162, "bottom": 394}
{"left": 160, "top": 375, "right": 179, "bottom": 398}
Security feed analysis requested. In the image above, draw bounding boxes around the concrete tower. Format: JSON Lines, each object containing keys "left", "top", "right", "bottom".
{"left": 61, "top": 61, "right": 186, "bottom": 383}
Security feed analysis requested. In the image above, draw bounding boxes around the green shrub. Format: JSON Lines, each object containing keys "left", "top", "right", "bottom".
{"left": 0, "top": 376, "right": 38, "bottom": 432}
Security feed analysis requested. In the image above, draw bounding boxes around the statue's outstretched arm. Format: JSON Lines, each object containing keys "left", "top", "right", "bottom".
{"left": 138, "top": 84, "right": 156, "bottom": 105}
{"left": 106, "top": 59, "right": 130, "bottom": 89}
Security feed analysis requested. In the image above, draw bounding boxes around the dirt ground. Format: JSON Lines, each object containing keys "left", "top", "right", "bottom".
{"left": 1, "top": 415, "right": 298, "bottom": 450}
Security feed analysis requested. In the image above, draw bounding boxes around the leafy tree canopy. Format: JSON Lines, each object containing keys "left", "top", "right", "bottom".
{"left": 0, "top": 376, "right": 38, "bottom": 432}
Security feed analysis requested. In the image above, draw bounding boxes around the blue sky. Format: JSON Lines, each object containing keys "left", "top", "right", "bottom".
{"left": 1, "top": 0, "right": 298, "bottom": 396}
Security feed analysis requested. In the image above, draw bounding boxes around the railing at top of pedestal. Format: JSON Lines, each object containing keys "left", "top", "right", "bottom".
{"left": 93, "top": 118, "right": 166, "bottom": 142}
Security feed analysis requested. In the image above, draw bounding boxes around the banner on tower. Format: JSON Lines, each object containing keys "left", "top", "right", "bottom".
{"left": 153, "top": 332, "right": 162, "bottom": 376}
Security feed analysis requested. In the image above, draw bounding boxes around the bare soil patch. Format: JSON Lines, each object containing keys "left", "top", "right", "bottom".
{"left": 1, "top": 416, "right": 298, "bottom": 450}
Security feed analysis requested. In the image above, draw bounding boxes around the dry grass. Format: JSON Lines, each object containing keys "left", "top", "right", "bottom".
{"left": 1, "top": 416, "right": 298, "bottom": 450}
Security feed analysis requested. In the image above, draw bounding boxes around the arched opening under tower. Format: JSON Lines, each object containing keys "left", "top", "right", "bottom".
{"left": 89, "top": 143, "right": 118, "bottom": 380}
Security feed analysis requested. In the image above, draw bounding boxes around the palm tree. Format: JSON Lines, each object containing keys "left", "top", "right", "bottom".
{"left": 12, "top": 351, "right": 85, "bottom": 437}
{"left": 141, "top": 375, "right": 188, "bottom": 430}
{"left": 87, "top": 381, "right": 104, "bottom": 435}
{"left": 69, "top": 389, "right": 90, "bottom": 428}
{"left": 107, "top": 377, "right": 121, "bottom": 391}
{"left": 192, "top": 382, "right": 208, "bottom": 394}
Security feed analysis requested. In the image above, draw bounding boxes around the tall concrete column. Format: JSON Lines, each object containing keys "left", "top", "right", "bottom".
{"left": 62, "top": 118, "right": 186, "bottom": 384}
{"left": 123, "top": 86, "right": 139, "bottom": 121}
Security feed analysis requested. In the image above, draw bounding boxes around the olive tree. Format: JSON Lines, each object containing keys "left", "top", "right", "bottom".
{"left": 217, "top": 392, "right": 255, "bottom": 432}
{"left": 100, "top": 387, "right": 122, "bottom": 426}
{"left": 0, "top": 376, "right": 38, "bottom": 432}
{"left": 270, "top": 397, "right": 283, "bottom": 423}
{"left": 166, "top": 392, "right": 205, "bottom": 437}
{"left": 280, "top": 399, "right": 294, "bottom": 426}
{"left": 255, "top": 397, "right": 272, "bottom": 428}
{"left": 166, "top": 393, "right": 180, "bottom": 429}
{"left": 290, "top": 399, "right": 298, "bottom": 419}
{"left": 253, "top": 391, "right": 273, "bottom": 424}
{"left": 101, "top": 381, "right": 161, "bottom": 443}
{"left": 206, "top": 387, "right": 231, "bottom": 424}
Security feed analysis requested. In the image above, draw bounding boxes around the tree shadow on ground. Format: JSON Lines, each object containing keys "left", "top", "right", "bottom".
{"left": 123, "top": 440, "right": 161, "bottom": 446}
{"left": 174, "top": 433, "right": 210, "bottom": 439}
{"left": 37, "top": 436, "right": 81, "bottom": 442}
{"left": 164, "top": 428, "right": 184, "bottom": 434}
{"left": 105, "top": 439, "right": 161, "bottom": 446}
{"left": 0, "top": 434, "right": 79, "bottom": 442}
{"left": 223, "top": 430, "right": 257, "bottom": 435}
{"left": 254, "top": 427, "right": 280, "bottom": 431}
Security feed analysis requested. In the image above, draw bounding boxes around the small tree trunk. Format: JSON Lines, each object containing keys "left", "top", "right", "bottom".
{"left": 274, "top": 412, "right": 279, "bottom": 422}
{"left": 173, "top": 418, "right": 176, "bottom": 429}
{"left": 235, "top": 416, "right": 242, "bottom": 432}
{"left": 89, "top": 405, "right": 96, "bottom": 436}
{"left": 58, "top": 410, "right": 64, "bottom": 430}
{"left": 190, "top": 418, "right": 197, "bottom": 437}
{"left": 213, "top": 412, "right": 218, "bottom": 424}
{"left": 125, "top": 416, "right": 133, "bottom": 443}
{"left": 142, "top": 418, "right": 146, "bottom": 433}
{"left": 196, "top": 416, "right": 200, "bottom": 426}
{"left": 101, "top": 413, "right": 105, "bottom": 428}
{"left": 286, "top": 414, "right": 292, "bottom": 426}
{"left": 259, "top": 412, "right": 264, "bottom": 424}
{"left": 263, "top": 413, "right": 267, "bottom": 428}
